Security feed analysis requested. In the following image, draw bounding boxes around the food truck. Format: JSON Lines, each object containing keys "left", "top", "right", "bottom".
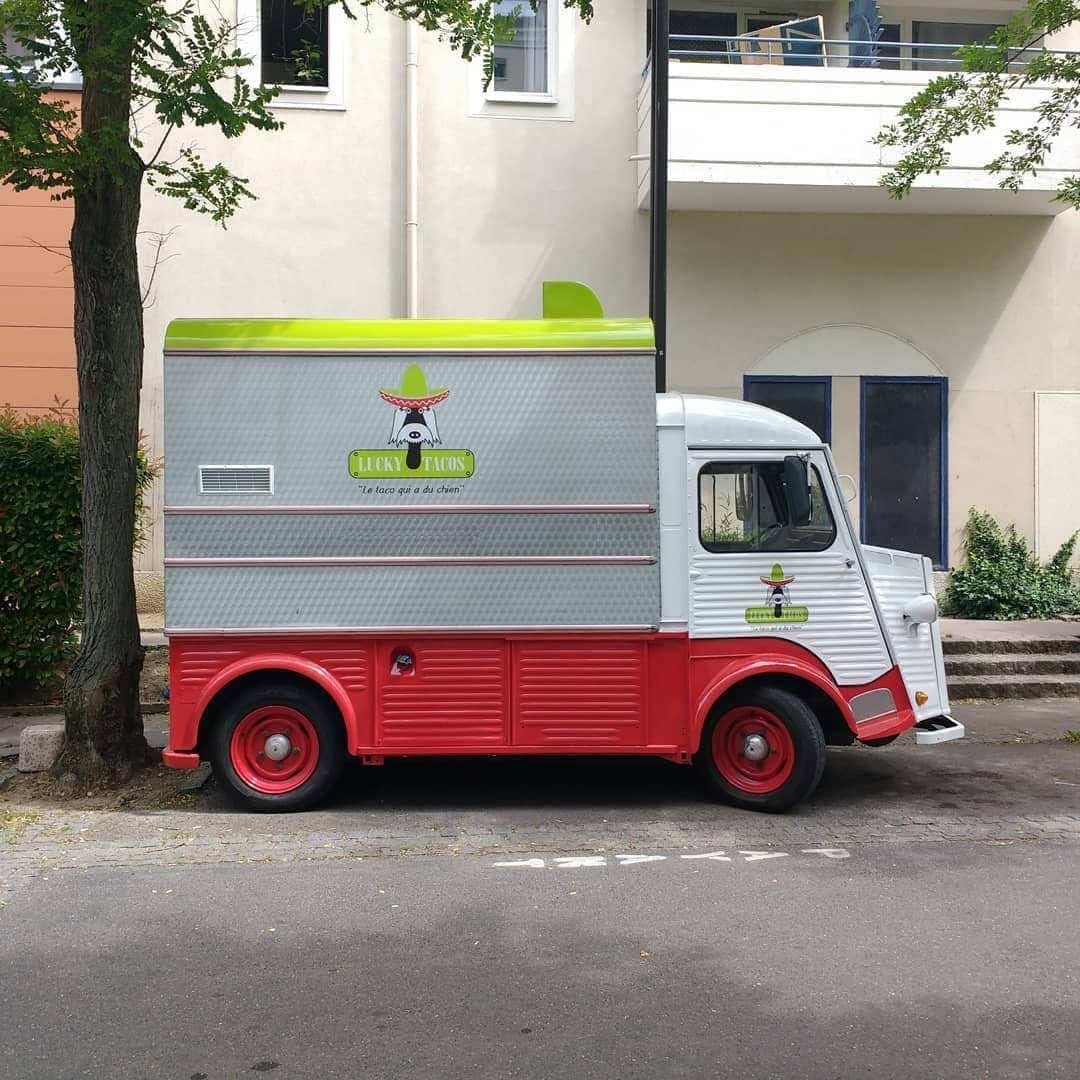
{"left": 161, "top": 282, "right": 962, "bottom": 811}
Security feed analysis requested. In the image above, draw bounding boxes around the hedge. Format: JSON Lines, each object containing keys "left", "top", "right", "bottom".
{"left": 941, "top": 509, "right": 1080, "bottom": 620}
{"left": 0, "top": 409, "right": 154, "bottom": 692}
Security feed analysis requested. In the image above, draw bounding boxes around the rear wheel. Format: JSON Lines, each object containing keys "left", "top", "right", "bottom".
{"left": 208, "top": 680, "right": 346, "bottom": 811}
{"left": 695, "top": 685, "right": 826, "bottom": 812}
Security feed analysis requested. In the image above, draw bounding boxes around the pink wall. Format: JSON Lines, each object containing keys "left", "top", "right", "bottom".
{"left": 0, "top": 93, "right": 76, "bottom": 413}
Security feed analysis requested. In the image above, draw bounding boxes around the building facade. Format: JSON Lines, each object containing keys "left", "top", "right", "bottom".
{"left": 3, "top": 2, "right": 1079, "bottom": 603}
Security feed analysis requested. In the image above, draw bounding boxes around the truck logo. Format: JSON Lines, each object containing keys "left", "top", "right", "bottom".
{"left": 348, "top": 363, "right": 475, "bottom": 480}
{"left": 745, "top": 563, "right": 809, "bottom": 625}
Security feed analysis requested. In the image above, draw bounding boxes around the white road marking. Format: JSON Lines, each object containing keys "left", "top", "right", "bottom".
{"left": 489, "top": 848, "right": 852, "bottom": 870}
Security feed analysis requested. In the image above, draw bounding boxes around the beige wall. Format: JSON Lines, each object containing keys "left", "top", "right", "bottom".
{"left": 663, "top": 210, "right": 1077, "bottom": 565}
{"left": 134, "top": 0, "right": 1080, "bottom": 586}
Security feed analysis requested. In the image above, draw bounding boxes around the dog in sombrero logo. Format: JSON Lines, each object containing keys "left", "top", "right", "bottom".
{"left": 761, "top": 563, "right": 795, "bottom": 619}
{"left": 379, "top": 364, "right": 449, "bottom": 471}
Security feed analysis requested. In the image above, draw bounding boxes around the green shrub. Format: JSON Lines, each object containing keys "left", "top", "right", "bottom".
{"left": 941, "top": 509, "right": 1080, "bottom": 620}
{"left": 0, "top": 409, "right": 155, "bottom": 692}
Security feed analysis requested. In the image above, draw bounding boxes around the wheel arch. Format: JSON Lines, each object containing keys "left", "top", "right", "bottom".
{"left": 693, "top": 661, "right": 858, "bottom": 754}
{"left": 192, "top": 655, "right": 357, "bottom": 754}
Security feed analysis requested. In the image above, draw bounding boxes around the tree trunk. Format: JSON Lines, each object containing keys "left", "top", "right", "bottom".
{"left": 58, "top": 12, "right": 149, "bottom": 784}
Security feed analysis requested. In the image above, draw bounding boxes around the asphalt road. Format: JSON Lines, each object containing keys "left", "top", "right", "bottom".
{"left": 3, "top": 734, "right": 1080, "bottom": 1079}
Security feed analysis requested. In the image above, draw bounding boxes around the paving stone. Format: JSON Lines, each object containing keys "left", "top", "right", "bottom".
{"left": 17, "top": 724, "right": 65, "bottom": 773}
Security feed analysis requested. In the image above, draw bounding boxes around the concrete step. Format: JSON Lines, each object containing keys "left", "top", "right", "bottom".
{"left": 943, "top": 637, "right": 1080, "bottom": 656}
{"left": 945, "top": 654, "right": 1080, "bottom": 676}
{"left": 947, "top": 673, "right": 1080, "bottom": 700}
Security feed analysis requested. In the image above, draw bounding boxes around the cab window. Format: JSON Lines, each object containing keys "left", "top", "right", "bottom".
{"left": 698, "top": 461, "right": 836, "bottom": 553}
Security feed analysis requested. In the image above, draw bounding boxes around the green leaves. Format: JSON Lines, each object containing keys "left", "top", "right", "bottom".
{"left": 0, "top": 410, "right": 80, "bottom": 691}
{"left": 876, "top": 0, "right": 1080, "bottom": 209}
{"left": 941, "top": 509, "right": 1080, "bottom": 620}
{"left": 0, "top": 410, "right": 155, "bottom": 693}
{"left": 146, "top": 146, "right": 257, "bottom": 223}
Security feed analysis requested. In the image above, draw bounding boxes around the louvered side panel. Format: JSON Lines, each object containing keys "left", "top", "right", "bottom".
{"left": 173, "top": 648, "right": 245, "bottom": 704}
{"left": 514, "top": 642, "right": 647, "bottom": 747}
{"left": 863, "top": 546, "right": 944, "bottom": 719}
{"left": 300, "top": 649, "right": 370, "bottom": 694}
{"left": 377, "top": 640, "right": 508, "bottom": 747}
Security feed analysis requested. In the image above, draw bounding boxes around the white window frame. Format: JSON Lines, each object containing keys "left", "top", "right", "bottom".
{"left": 237, "top": 0, "right": 347, "bottom": 111}
{"left": 468, "top": 2, "right": 576, "bottom": 121}
{"left": 485, "top": 0, "right": 559, "bottom": 104}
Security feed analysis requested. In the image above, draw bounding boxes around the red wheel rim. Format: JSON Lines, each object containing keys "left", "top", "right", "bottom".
{"left": 711, "top": 705, "right": 796, "bottom": 795}
{"left": 229, "top": 706, "right": 320, "bottom": 795}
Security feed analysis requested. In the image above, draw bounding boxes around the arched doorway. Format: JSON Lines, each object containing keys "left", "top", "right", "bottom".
{"left": 746, "top": 324, "right": 948, "bottom": 567}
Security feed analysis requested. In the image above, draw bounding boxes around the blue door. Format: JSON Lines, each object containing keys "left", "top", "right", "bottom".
{"left": 860, "top": 377, "right": 948, "bottom": 568}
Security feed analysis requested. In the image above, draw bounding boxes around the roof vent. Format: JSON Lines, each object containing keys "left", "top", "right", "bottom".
{"left": 199, "top": 465, "right": 273, "bottom": 495}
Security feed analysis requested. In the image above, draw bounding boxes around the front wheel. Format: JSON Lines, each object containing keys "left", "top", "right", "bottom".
{"left": 208, "top": 680, "right": 346, "bottom": 811}
{"left": 695, "top": 685, "right": 826, "bottom": 812}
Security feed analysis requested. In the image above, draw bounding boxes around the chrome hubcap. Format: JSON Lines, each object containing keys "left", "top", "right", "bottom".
{"left": 263, "top": 733, "right": 292, "bottom": 762}
{"left": 741, "top": 733, "right": 769, "bottom": 762}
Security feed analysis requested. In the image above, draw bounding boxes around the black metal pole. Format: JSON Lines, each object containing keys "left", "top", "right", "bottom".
{"left": 649, "top": 0, "right": 669, "bottom": 393}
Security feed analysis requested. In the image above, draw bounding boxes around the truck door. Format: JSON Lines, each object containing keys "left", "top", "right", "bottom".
{"left": 687, "top": 451, "right": 893, "bottom": 687}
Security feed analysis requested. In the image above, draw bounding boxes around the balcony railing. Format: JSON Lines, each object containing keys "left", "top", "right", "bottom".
{"left": 637, "top": 35, "right": 1080, "bottom": 215}
{"left": 668, "top": 33, "right": 1055, "bottom": 72}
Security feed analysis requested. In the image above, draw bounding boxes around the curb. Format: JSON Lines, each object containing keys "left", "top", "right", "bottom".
{"left": 0, "top": 702, "right": 169, "bottom": 720}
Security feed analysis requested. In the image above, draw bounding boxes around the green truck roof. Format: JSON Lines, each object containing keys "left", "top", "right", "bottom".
{"left": 164, "top": 317, "right": 655, "bottom": 354}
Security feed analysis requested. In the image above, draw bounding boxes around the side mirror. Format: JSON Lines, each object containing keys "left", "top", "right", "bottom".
{"left": 837, "top": 473, "right": 857, "bottom": 504}
{"left": 783, "top": 455, "right": 812, "bottom": 526}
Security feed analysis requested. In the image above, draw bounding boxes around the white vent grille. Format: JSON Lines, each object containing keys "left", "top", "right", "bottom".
{"left": 199, "top": 465, "right": 273, "bottom": 495}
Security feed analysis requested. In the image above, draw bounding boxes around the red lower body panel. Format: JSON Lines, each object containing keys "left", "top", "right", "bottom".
{"left": 164, "top": 632, "right": 913, "bottom": 765}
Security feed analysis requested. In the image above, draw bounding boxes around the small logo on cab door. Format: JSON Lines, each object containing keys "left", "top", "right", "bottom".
{"left": 745, "top": 563, "right": 809, "bottom": 625}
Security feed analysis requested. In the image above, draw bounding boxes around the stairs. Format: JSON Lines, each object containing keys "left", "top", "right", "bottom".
{"left": 945, "top": 636, "right": 1080, "bottom": 700}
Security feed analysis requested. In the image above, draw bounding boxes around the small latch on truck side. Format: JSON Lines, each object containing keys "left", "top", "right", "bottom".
{"left": 391, "top": 649, "right": 415, "bottom": 677}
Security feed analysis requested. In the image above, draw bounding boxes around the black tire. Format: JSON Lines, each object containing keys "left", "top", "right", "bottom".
{"left": 208, "top": 679, "right": 346, "bottom": 811}
{"left": 694, "top": 684, "right": 827, "bottom": 813}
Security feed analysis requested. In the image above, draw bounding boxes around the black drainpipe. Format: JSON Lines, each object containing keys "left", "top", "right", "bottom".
{"left": 649, "top": 0, "right": 670, "bottom": 394}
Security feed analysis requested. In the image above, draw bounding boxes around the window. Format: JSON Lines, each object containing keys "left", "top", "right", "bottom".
{"left": 237, "top": 0, "right": 345, "bottom": 109}
{"left": 698, "top": 461, "right": 836, "bottom": 553}
{"left": 877, "top": 23, "right": 901, "bottom": 70}
{"left": 2, "top": 27, "right": 81, "bottom": 86}
{"left": 745, "top": 376, "right": 831, "bottom": 442}
{"left": 912, "top": 21, "right": 1002, "bottom": 71}
{"left": 260, "top": 0, "right": 329, "bottom": 87}
{"left": 490, "top": 0, "right": 555, "bottom": 98}
{"left": 2, "top": 30, "right": 34, "bottom": 63}
{"left": 663, "top": 11, "right": 738, "bottom": 63}
{"left": 745, "top": 13, "right": 797, "bottom": 33}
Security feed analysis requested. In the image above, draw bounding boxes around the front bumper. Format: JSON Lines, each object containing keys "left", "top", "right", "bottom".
{"left": 915, "top": 715, "right": 965, "bottom": 745}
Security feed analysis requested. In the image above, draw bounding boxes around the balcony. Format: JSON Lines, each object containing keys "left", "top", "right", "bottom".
{"left": 636, "top": 31, "right": 1080, "bottom": 215}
